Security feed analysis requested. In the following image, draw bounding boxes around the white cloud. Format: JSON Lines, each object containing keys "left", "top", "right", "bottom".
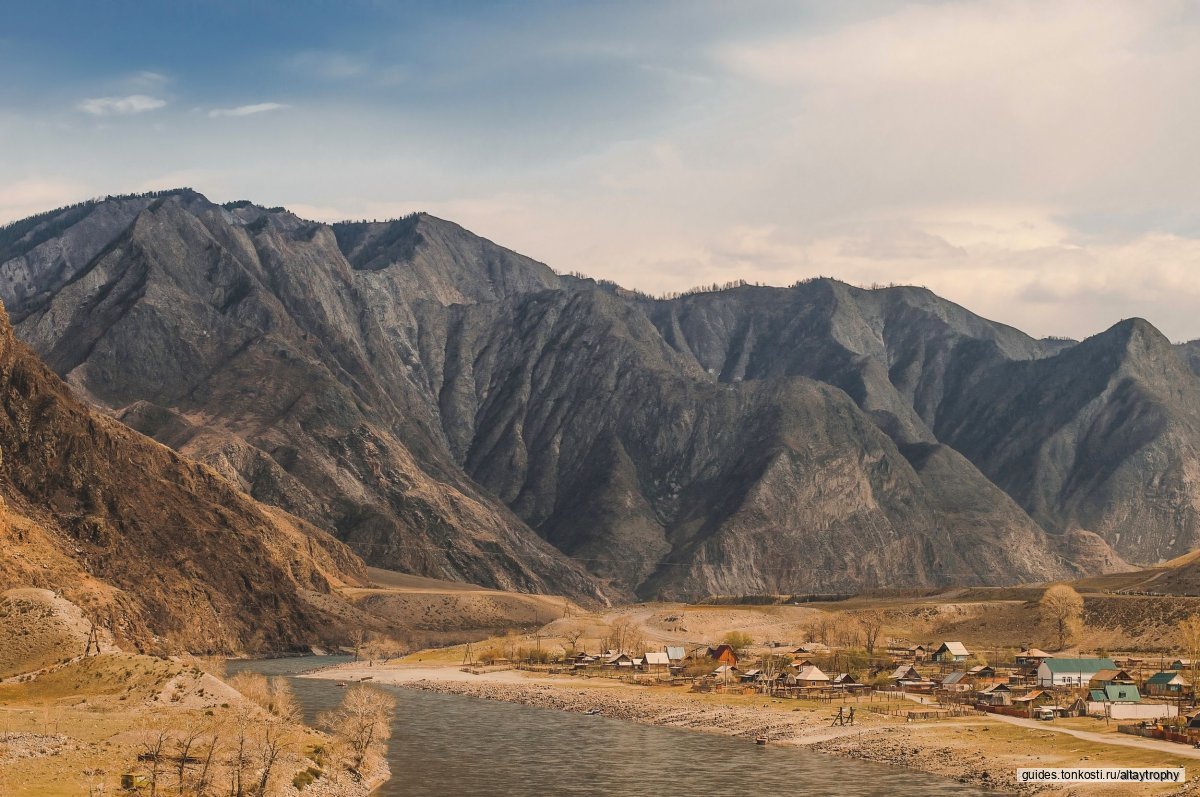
{"left": 77, "top": 94, "right": 167, "bottom": 116}
{"left": 207, "top": 103, "right": 289, "bottom": 118}
{"left": 15, "top": 2, "right": 1200, "bottom": 341}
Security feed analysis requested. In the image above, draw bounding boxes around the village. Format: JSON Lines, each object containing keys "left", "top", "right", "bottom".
{"left": 376, "top": 581, "right": 1200, "bottom": 767}
{"left": 468, "top": 638, "right": 1197, "bottom": 737}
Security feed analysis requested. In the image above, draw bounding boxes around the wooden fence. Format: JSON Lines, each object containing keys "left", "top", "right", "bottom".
{"left": 980, "top": 705, "right": 1034, "bottom": 719}
{"left": 866, "top": 705, "right": 977, "bottom": 721}
{"left": 1118, "top": 724, "right": 1198, "bottom": 745}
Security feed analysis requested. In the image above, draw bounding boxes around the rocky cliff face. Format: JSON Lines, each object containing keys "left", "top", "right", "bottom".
{"left": 0, "top": 298, "right": 366, "bottom": 653}
{"left": 1, "top": 192, "right": 606, "bottom": 603}
{"left": 13, "top": 189, "right": 1200, "bottom": 600}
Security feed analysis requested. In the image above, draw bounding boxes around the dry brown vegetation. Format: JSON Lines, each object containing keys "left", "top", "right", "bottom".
{"left": 0, "top": 588, "right": 389, "bottom": 796}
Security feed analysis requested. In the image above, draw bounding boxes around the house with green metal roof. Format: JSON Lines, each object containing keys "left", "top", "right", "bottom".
{"left": 1146, "top": 671, "right": 1191, "bottom": 696}
{"left": 1037, "top": 657, "right": 1117, "bottom": 687}
{"left": 1088, "top": 684, "right": 1141, "bottom": 703}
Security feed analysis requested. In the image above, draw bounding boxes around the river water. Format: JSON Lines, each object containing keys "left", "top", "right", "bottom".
{"left": 228, "top": 657, "right": 992, "bottom": 796}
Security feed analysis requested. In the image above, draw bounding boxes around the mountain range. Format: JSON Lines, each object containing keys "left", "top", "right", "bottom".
{"left": 5, "top": 188, "right": 1200, "bottom": 602}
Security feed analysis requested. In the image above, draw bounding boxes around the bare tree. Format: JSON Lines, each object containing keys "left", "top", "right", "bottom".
{"left": 805, "top": 614, "right": 836, "bottom": 646}
{"left": 318, "top": 684, "right": 397, "bottom": 772}
{"left": 192, "top": 718, "right": 223, "bottom": 797}
{"left": 138, "top": 723, "right": 171, "bottom": 797}
{"left": 858, "top": 609, "right": 886, "bottom": 655}
{"left": 267, "top": 677, "right": 302, "bottom": 723}
{"left": 605, "top": 618, "right": 643, "bottom": 654}
{"left": 1178, "top": 614, "right": 1200, "bottom": 703}
{"left": 1039, "top": 584, "right": 1084, "bottom": 650}
{"left": 255, "top": 721, "right": 294, "bottom": 796}
{"left": 350, "top": 627, "right": 368, "bottom": 662}
{"left": 502, "top": 630, "right": 522, "bottom": 662}
{"left": 172, "top": 715, "right": 208, "bottom": 793}
{"left": 228, "top": 713, "right": 253, "bottom": 797}
{"left": 560, "top": 626, "right": 585, "bottom": 655}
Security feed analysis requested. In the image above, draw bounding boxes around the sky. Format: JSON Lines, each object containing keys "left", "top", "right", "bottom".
{"left": 3, "top": 0, "right": 1200, "bottom": 340}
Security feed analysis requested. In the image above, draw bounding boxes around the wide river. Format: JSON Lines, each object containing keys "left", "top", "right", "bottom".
{"left": 229, "top": 657, "right": 993, "bottom": 796}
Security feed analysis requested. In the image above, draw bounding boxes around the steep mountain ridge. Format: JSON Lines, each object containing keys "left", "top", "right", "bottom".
{"left": 413, "top": 286, "right": 1070, "bottom": 596}
{"left": 935, "top": 318, "right": 1200, "bottom": 564}
{"left": 11, "top": 190, "right": 1200, "bottom": 600}
{"left": 0, "top": 298, "right": 366, "bottom": 652}
{"left": 3, "top": 193, "right": 607, "bottom": 601}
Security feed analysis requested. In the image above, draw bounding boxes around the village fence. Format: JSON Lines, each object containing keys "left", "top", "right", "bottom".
{"left": 865, "top": 705, "right": 977, "bottom": 721}
{"left": 979, "top": 704, "right": 1033, "bottom": 719}
{"left": 1117, "top": 724, "right": 1199, "bottom": 745}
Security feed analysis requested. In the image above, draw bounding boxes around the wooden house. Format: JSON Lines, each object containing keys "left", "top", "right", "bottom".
{"left": 1145, "top": 671, "right": 1191, "bottom": 697}
{"left": 1015, "top": 648, "right": 1054, "bottom": 668}
{"left": 939, "top": 671, "right": 971, "bottom": 692}
{"left": 794, "top": 665, "right": 830, "bottom": 688}
{"left": 711, "top": 664, "right": 740, "bottom": 682}
{"left": 932, "top": 642, "right": 970, "bottom": 663}
{"left": 706, "top": 644, "right": 739, "bottom": 666}
{"left": 1011, "top": 689, "right": 1053, "bottom": 710}
{"left": 978, "top": 683, "right": 1012, "bottom": 706}
{"left": 1088, "top": 668, "right": 1134, "bottom": 688}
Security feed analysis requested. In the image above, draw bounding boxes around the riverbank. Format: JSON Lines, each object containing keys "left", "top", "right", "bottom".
{"left": 308, "top": 663, "right": 1199, "bottom": 796}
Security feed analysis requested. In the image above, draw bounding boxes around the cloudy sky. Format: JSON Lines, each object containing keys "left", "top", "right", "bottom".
{"left": 3, "top": 1, "right": 1200, "bottom": 340}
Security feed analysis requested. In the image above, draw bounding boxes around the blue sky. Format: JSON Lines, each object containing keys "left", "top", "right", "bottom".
{"left": 4, "top": 1, "right": 1200, "bottom": 340}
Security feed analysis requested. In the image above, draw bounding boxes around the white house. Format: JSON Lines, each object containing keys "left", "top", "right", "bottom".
{"left": 1037, "top": 657, "right": 1117, "bottom": 687}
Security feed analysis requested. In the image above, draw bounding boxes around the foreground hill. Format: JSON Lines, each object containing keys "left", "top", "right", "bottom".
{"left": 13, "top": 189, "right": 1200, "bottom": 597}
{"left": 0, "top": 301, "right": 368, "bottom": 652}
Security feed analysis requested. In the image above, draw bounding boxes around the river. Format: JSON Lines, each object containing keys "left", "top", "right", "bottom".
{"left": 228, "top": 657, "right": 993, "bottom": 796}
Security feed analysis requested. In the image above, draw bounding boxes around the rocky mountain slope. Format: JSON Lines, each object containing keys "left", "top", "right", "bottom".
{"left": 0, "top": 190, "right": 605, "bottom": 603}
{"left": 0, "top": 298, "right": 367, "bottom": 652}
{"left": 9, "top": 189, "right": 1200, "bottom": 599}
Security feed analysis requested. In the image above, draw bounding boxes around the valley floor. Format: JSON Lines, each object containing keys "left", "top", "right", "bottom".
{"left": 309, "top": 661, "right": 1200, "bottom": 796}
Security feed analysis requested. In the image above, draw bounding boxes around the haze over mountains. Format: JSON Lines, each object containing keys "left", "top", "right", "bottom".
{"left": 4, "top": 189, "right": 1200, "bottom": 601}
